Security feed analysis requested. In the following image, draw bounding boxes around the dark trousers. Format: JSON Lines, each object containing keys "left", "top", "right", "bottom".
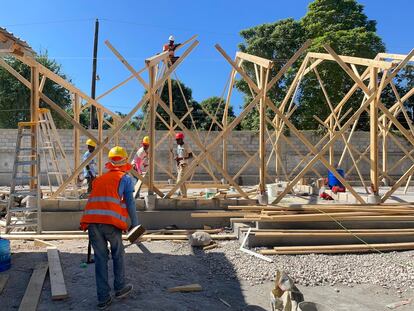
{"left": 86, "top": 175, "right": 95, "bottom": 193}
{"left": 88, "top": 223, "right": 126, "bottom": 303}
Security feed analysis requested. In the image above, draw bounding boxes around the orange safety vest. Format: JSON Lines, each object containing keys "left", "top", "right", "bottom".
{"left": 80, "top": 168, "right": 129, "bottom": 231}
{"left": 163, "top": 43, "right": 176, "bottom": 57}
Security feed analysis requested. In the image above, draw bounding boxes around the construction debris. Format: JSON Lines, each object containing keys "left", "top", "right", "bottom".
{"left": 270, "top": 271, "right": 304, "bottom": 311}
{"left": 386, "top": 298, "right": 412, "bottom": 309}
{"left": 33, "top": 239, "right": 56, "bottom": 248}
{"left": 203, "top": 242, "right": 218, "bottom": 251}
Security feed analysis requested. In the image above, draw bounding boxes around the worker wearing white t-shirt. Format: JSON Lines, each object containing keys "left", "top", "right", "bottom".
{"left": 174, "top": 132, "right": 192, "bottom": 198}
{"left": 132, "top": 136, "right": 149, "bottom": 175}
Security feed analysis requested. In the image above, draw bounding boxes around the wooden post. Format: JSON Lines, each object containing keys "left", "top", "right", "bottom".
{"left": 259, "top": 66, "right": 267, "bottom": 193}
{"left": 168, "top": 77, "right": 174, "bottom": 177}
{"left": 73, "top": 94, "right": 80, "bottom": 170}
{"left": 329, "top": 116, "right": 334, "bottom": 165}
{"left": 30, "top": 65, "right": 39, "bottom": 188}
{"left": 148, "top": 65, "right": 156, "bottom": 194}
{"left": 370, "top": 67, "right": 379, "bottom": 195}
{"left": 382, "top": 116, "right": 387, "bottom": 185}
{"left": 97, "top": 108, "right": 103, "bottom": 175}
{"left": 223, "top": 65, "right": 238, "bottom": 173}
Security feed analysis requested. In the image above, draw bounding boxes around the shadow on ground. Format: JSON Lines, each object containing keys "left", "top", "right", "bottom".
{"left": 0, "top": 243, "right": 267, "bottom": 311}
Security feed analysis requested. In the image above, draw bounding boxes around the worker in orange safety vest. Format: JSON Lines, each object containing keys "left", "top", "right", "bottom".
{"left": 80, "top": 146, "right": 139, "bottom": 309}
{"left": 163, "top": 35, "right": 181, "bottom": 64}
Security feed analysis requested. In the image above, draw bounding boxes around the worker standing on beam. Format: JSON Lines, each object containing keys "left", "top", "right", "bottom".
{"left": 163, "top": 35, "right": 181, "bottom": 64}
{"left": 131, "top": 136, "right": 150, "bottom": 198}
{"left": 175, "top": 132, "right": 192, "bottom": 198}
{"left": 80, "top": 146, "right": 138, "bottom": 309}
{"left": 83, "top": 139, "right": 98, "bottom": 194}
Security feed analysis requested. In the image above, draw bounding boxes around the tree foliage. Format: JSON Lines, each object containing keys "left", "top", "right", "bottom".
{"left": 198, "top": 96, "right": 236, "bottom": 130}
{"left": 235, "top": 0, "right": 414, "bottom": 130}
{"left": 0, "top": 51, "right": 71, "bottom": 128}
{"left": 143, "top": 79, "right": 204, "bottom": 130}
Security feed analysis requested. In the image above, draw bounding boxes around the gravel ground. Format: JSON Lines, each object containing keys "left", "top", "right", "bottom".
{"left": 1, "top": 239, "right": 413, "bottom": 310}
{"left": 172, "top": 241, "right": 414, "bottom": 293}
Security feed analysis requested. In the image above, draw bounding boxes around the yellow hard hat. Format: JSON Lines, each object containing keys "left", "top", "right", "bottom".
{"left": 108, "top": 146, "right": 127, "bottom": 160}
{"left": 86, "top": 139, "right": 97, "bottom": 147}
{"left": 142, "top": 136, "right": 150, "bottom": 145}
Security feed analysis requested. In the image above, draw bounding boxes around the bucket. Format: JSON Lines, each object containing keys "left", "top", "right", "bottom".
{"left": 205, "top": 188, "right": 216, "bottom": 199}
{"left": 328, "top": 169, "right": 344, "bottom": 188}
{"left": 298, "top": 302, "right": 335, "bottom": 311}
{"left": 266, "top": 184, "right": 278, "bottom": 198}
{"left": 0, "top": 238, "right": 11, "bottom": 272}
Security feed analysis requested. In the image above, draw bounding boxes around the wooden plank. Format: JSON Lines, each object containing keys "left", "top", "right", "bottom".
{"left": 0, "top": 274, "right": 9, "bottom": 294}
{"left": 143, "top": 234, "right": 237, "bottom": 240}
{"left": 47, "top": 247, "right": 68, "bottom": 300}
{"left": 236, "top": 51, "right": 272, "bottom": 69}
{"left": 191, "top": 212, "right": 256, "bottom": 218}
{"left": 307, "top": 52, "right": 394, "bottom": 70}
{"left": 168, "top": 284, "right": 202, "bottom": 293}
{"left": 377, "top": 53, "right": 414, "bottom": 62}
{"left": 270, "top": 241, "right": 414, "bottom": 253}
{"left": 254, "top": 231, "right": 414, "bottom": 238}
{"left": 145, "top": 51, "right": 169, "bottom": 67}
{"left": 0, "top": 58, "right": 31, "bottom": 89}
{"left": 18, "top": 263, "right": 48, "bottom": 311}
{"left": 241, "top": 215, "right": 414, "bottom": 222}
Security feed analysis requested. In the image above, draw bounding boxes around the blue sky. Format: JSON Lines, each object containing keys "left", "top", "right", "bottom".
{"left": 1, "top": 0, "right": 414, "bottom": 115}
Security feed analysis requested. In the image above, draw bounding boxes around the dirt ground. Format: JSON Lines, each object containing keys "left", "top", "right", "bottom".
{"left": 0, "top": 239, "right": 413, "bottom": 311}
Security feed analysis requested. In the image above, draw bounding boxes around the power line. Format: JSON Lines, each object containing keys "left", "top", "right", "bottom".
{"left": 3, "top": 18, "right": 95, "bottom": 27}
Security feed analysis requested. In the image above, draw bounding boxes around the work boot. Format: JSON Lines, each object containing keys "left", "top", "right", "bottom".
{"left": 97, "top": 296, "right": 113, "bottom": 310}
{"left": 115, "top": 284, "right": 133, "bottom": 299}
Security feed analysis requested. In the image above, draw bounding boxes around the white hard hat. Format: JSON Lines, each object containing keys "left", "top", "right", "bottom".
{"left": 169, "top": 35, "right": 175, "bottom": 41}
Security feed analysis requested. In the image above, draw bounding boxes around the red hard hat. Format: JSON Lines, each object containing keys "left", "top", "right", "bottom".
{"left": 175, "top": 132, "right": 184, "bottom": 140}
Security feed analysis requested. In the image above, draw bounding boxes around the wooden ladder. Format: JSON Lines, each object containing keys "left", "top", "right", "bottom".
{"left": 37, "top": 108, "right": 76, "bottom": 198}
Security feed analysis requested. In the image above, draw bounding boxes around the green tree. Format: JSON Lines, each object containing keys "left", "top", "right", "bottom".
{"left": 143, "top": 79, "right": 202, "bottom": 130}
{"left": 0, "top": 51, "right": 71, "bottom": 128}
{"left": 237, "top": 18, "right": 305, "bottom": 130}
{"left": 236, "top": 0, "right": 387, "bottom": 130}
{"left": 198, "top": 96, "right": 236, "bottom": 130}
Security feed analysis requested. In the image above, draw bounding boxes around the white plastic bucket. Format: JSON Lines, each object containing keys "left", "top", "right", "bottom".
{"left": 266, "top": 184, "right": 278, "bottom": 198}
{"left": 298, "top": 302, "right": 335, "bottom": 311}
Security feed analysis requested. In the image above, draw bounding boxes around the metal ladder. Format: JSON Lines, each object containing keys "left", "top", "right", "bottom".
{"left": 6, "top": 122, "right": 41, "bottom": 233}
{"left": 38, "top": 108, "right": 76, "bottom": 198}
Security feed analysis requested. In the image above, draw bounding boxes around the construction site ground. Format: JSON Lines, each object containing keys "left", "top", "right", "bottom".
{"left": 1, "top": 239, "right": 413, "bottom": 311}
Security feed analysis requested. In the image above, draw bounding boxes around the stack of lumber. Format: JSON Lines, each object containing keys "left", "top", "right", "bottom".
{"left": 192, "top": 203, "right": 414, "bottom": 254}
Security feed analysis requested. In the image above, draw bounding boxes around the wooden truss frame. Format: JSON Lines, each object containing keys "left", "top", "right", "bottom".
{"left": 1, "top": 27, "right": 414, "bottom": 204}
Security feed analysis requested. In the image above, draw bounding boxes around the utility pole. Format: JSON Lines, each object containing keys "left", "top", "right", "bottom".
{"left": 86, "top": 19, "right": 99, "bottom": 264}
{"left": 90, "top": 18, "right": 99, "bottom": 129}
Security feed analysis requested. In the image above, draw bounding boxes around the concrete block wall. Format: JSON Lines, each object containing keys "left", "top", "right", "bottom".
{"left": 0, "top": 129, "right": 412, "bottom": 185}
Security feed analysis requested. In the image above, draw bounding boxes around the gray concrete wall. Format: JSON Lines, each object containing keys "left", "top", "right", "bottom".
{"left": 0, "top": 129, "right": 412, "bottom": 185}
